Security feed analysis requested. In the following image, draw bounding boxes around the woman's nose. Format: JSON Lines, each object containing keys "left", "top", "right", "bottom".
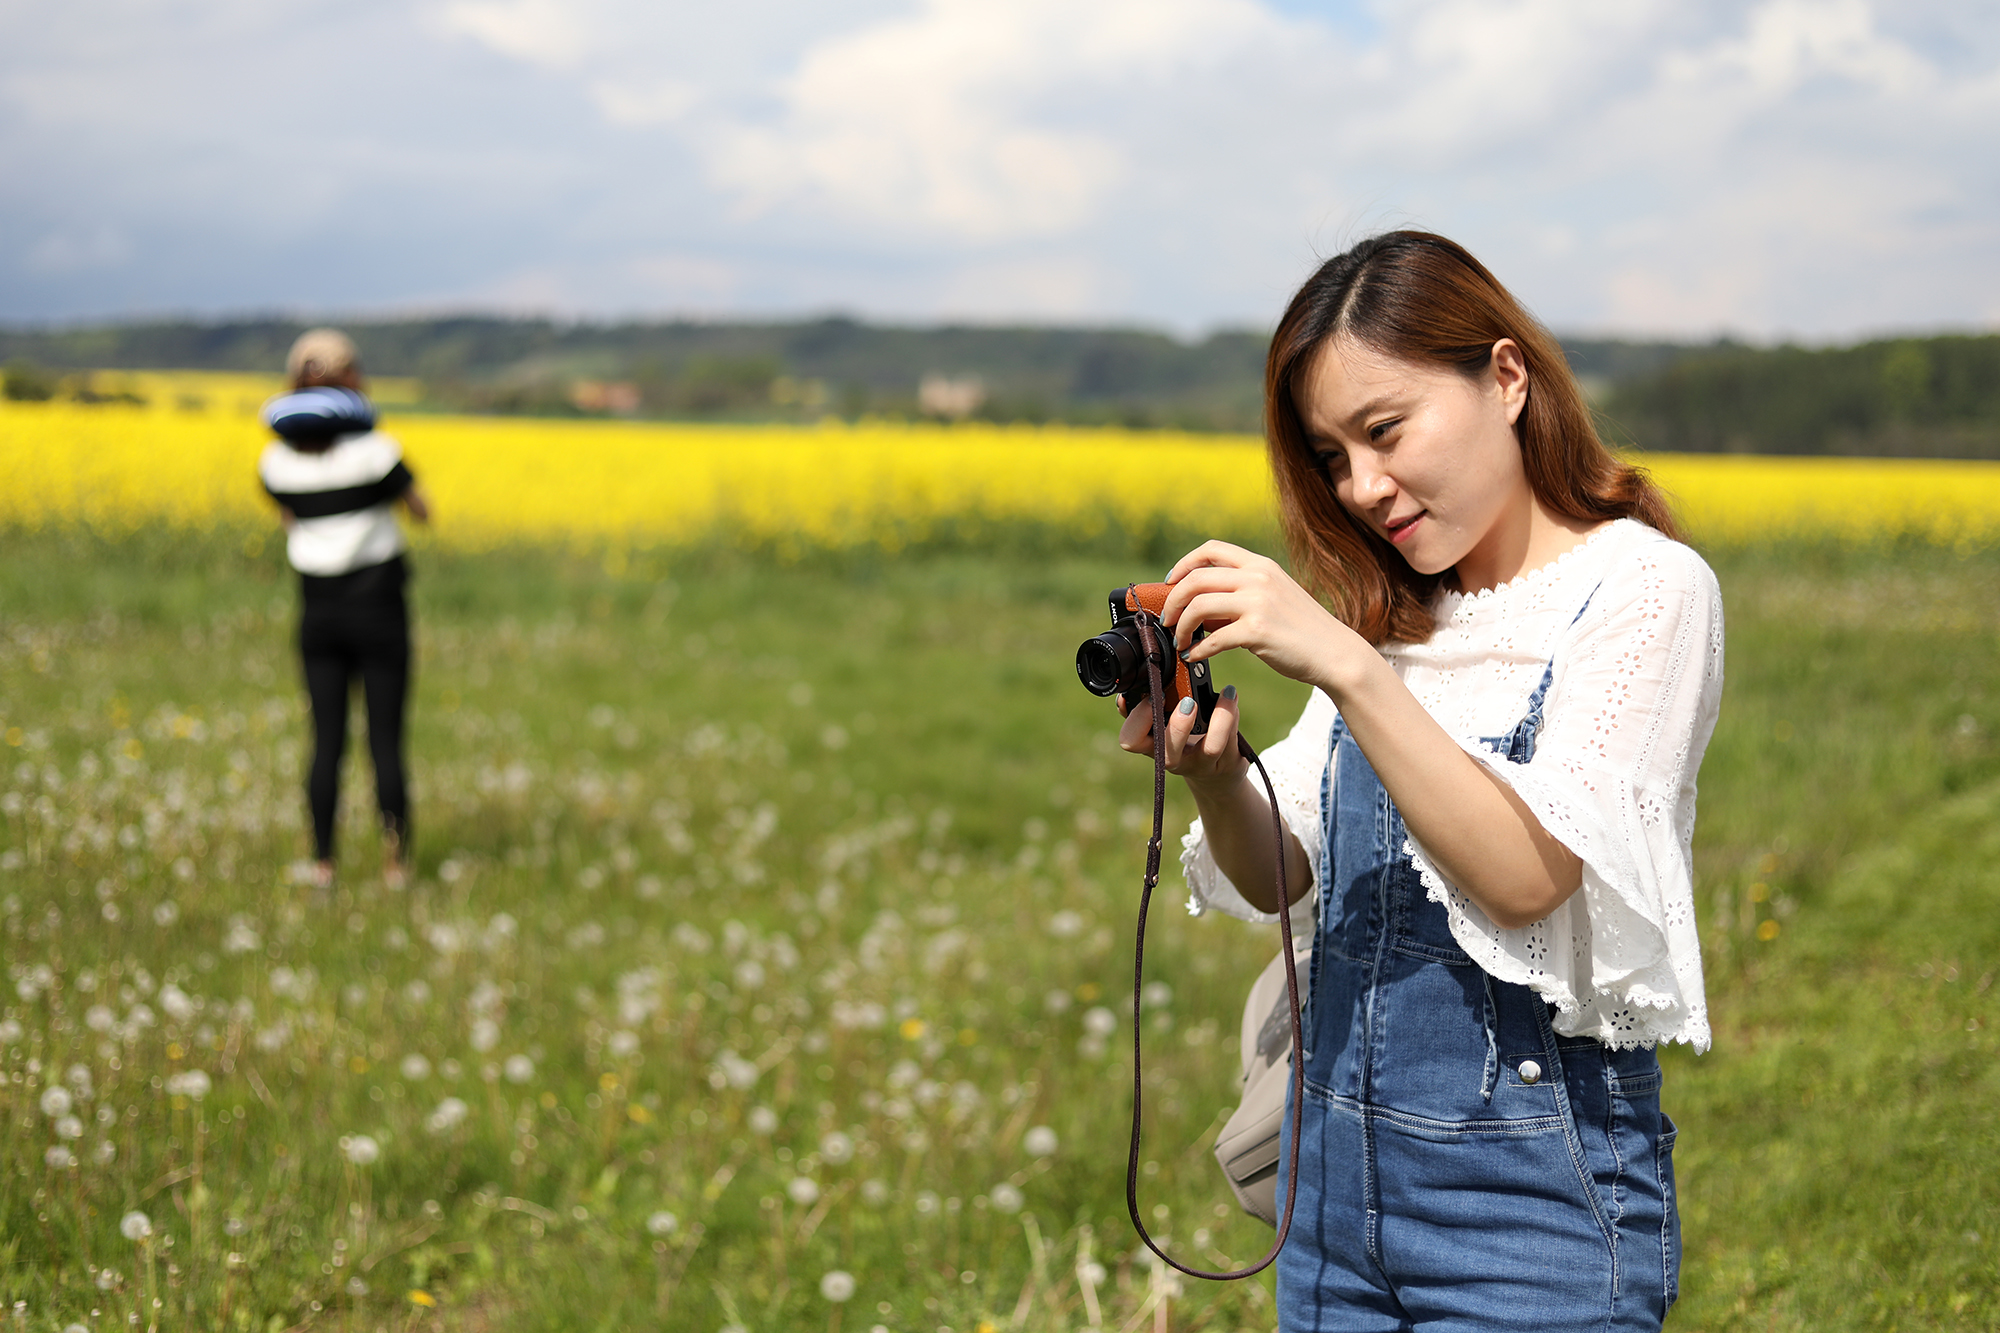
{"left": 1346, "top": 453, "right": 1396, "bottom": 504}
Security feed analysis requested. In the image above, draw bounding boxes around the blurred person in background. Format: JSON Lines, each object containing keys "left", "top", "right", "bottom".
{"left": 258, "top": 328, "right": 430, "bottom": 890}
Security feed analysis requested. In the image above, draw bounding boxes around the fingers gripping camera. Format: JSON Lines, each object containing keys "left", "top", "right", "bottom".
{"left": 1075, "top": 583, "right": 1220, "bottom": 734}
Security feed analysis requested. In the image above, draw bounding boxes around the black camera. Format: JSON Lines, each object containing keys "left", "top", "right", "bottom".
{"left": 1075, "top": 583, "right": 1218, "bottom": 735}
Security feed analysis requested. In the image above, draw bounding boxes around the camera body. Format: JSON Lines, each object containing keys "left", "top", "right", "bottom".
{"left": 1075, "top": 583, "right": 1219, "bottom": 735}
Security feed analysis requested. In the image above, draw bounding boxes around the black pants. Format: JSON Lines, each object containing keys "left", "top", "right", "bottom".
{"left": 298, "top": 558, "right": 411, "bottom": 863}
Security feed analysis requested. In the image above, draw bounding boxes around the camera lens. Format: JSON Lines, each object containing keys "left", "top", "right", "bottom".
{"left": 1076, "top": 627, "right": 1142, "bottom": 696}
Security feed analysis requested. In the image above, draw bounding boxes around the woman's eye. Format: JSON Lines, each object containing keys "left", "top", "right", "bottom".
{"left": 1317, "top": 452, "right": 1347, "bottom": 478}
{"left": 1367, "top": 419, "right": 1398, "bottom": 442}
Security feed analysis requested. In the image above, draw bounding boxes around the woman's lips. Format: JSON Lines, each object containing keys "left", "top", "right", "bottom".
{"left": 1386, "top": 511, "right": 1425, "bottom": 545}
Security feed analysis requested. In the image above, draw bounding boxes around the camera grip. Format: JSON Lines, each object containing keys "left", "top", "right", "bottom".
{"left": 1122, "top": 584, "right": 1218, "bottom": 734}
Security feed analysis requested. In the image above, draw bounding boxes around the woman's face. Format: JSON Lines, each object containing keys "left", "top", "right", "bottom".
{"left": 1295, "top": 333, "right": 1534, "bottom": 591}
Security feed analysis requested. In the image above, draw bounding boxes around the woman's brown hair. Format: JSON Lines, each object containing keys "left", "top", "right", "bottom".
{"left": 1265, "top": 231, "right": 1682, "bottom": 645}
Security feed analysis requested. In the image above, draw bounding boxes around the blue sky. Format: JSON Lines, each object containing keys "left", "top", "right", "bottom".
{"left": 3, "top": 0, "right": 1996, "bottom": 338}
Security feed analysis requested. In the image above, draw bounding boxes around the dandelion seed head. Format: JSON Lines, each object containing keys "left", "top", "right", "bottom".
{"left": 861, "top": 1178, "right": 890, "bottom": 1206}
{"left": 786, "top": 1176, "right": 821, "bottom": 1206}
{"left": 92, "top": 1140, "right": 117, "bottom": 1165}
{"left": 645, "top": 1210, "right": 678, "bottom": 1236}
{"left": 469, "top": 1018, "right": 501, "bottom": 1053}
{"left": 119, "top": 1210, "right": 153, "bottom": 1240}
{"left": 1082, "top": 1005, "right": 1116, "bottom": 1036}
{"left": 1023, "top": 1125, "right": 1059, "bottom": 1157}
{"left": 427, "top": 1097, "right": 470, "bottom": 1133}
{"left": 747, "top": 1105, "right": 779, "bottom": 1135}
{"left": 819, "top": 1270, "right": 856, "bottom": 1302}
{"left": 819, "top": 1130, "right": 855, "bottom": 1165}
{"left": 39, "top": 1086, "right": 72, "bottom": 1117}
{"left": 400, "top": 1054, "right": 433, "bottom": 1081}
{"left": 340, "top": 1134, "right": 381, "bottom": 1166}
{"left": 165, "top": 1069, "right": 210, "bottom": 1099}
{"left": 990, "top": 1182, "right": 1025, "bottom": 1213}
{"left": 714, "top": 1050, "right": 759, "bottom": 1090}
{"left": 45, "top": 1145, "right": 76, "bottom": 1169}
{"left": 607, "top": 1029, "right": 640, "bottom": 1059}
{"left": 503, "top": 1054, "right": 535, "bottom": 1084}
{"left": 54, "top": 1115, "right": 83, "bottom": 1140}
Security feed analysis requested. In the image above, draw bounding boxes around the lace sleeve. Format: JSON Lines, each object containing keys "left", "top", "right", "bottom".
{"left": 1405, "top": 537, "right": 1724, "bottom": 1050}
{"left": 1179, "top": 689, "right": 1333, "bottom": 928}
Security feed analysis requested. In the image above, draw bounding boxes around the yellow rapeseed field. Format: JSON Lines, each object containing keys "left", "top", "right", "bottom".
{"left": 4, "top": 394, "right": 1998, "bottom": 555}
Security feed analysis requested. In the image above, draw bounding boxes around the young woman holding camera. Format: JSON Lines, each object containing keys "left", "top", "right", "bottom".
{"left": 1118, "top": 231, "right": 1721, "bottom": 1332}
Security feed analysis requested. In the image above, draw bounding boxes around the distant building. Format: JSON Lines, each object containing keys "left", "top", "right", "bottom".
{"left": 918, "top": 374, "right": 986, "bottom": 420}
{"left": 570, "top": 380, "right": 641, "bottom": 414}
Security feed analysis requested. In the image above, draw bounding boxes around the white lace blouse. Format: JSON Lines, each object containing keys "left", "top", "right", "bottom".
{"left": 1181, "top": 519, "right": 1724, "bottom": 1051}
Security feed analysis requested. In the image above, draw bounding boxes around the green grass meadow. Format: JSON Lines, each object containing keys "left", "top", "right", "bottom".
{"left": 1, "top": 528, "right": 1996, "bottom": 1331}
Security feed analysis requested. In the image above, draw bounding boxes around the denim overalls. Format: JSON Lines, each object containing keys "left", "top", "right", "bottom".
{"left": 1275, "top": 604, "right": 1680, "bottom": 1333}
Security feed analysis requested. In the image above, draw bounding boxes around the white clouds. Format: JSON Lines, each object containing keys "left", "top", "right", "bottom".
{"left": 706, "top": 0, "right": 1132, "bottom": 242}
{"left": 0, "top": 0, "right": 1995, "bottom": 335}
{"left": 437, "top": 0, "right": 593, "bottom": 72}
{"left": 1686, "top": 0, "right": 1930, "bottom": 97}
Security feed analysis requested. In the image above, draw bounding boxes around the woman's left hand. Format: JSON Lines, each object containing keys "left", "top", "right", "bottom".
{"left": 1161, "top": 541, "right": 1364, "bottom": 695}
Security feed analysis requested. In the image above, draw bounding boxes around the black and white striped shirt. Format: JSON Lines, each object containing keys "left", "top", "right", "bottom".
{"left": 258, "top": 389, "right": 415, "bottom": 577}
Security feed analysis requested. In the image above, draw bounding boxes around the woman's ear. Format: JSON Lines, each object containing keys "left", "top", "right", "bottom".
{"left": 1490, "top": 339, "right": 1529, "bottom": 426}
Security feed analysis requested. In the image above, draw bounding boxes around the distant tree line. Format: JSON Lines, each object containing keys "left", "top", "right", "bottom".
{"left": 1595, "top": 334, "right": 2000, "bottom": 458}
{"left": 2, "top": 316, "right": 1994, "bottom": 456}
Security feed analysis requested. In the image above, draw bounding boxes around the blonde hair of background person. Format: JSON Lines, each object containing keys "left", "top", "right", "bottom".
{"left": 1114, "top": 231, "right": 1722, "bottom": 1332}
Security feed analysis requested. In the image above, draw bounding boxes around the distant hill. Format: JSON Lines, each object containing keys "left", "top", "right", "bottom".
{"left": 0, "top": 316, "right": 1274, "bottom": 431}
{"left": 4, "top": 316, "right": 1994, "bottom": 455}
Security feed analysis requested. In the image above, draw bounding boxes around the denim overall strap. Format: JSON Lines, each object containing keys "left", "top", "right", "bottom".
{"left": 1487, "top": 581, "right": 1602, "bottom": 765}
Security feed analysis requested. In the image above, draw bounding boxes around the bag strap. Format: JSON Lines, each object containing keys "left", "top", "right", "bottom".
{"left": 1125, "top": 612, "right": 1304, "bottom": 1280}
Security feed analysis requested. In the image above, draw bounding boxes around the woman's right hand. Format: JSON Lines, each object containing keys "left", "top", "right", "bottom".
{"left": 1116, "top": 684, "right": 1249, "bottom": 796}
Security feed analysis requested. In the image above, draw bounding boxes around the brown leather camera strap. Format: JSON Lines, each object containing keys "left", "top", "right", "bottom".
{"left": 1126, "top": 612, "right": 1303, "bottom": 1281}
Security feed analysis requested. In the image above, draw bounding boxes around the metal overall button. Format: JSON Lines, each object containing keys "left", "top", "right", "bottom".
{"left": 1518, "top": 1059, "right": 1543, "bottom": 1085}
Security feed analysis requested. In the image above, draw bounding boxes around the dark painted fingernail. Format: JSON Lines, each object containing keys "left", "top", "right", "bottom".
{"left": 1177, "top": 696, "right": 1196, "bottom": 715}
{"left": 1222, "top": 684, "right": 1237, "bottom": 701}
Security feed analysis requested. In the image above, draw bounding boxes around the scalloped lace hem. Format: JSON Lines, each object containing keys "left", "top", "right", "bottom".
{"left": 1401, "top": 835, "right": 1704, "bottom": 1049}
